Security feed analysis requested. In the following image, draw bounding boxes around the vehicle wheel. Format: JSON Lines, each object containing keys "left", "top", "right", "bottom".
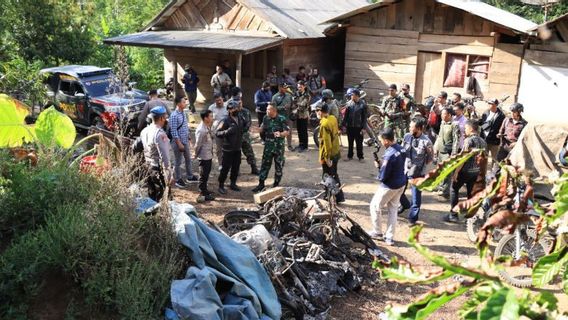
{"left": 466, "top": 214, "right": 484, "bottom": 243}
{"left": 313, "top": 126, "right": 320, "bottom": 148}
{"left": 493, "top": 231, "right": 550, "bottom": 288}
{"left": 223, "top": 210, "right": 260, "bottom": 235}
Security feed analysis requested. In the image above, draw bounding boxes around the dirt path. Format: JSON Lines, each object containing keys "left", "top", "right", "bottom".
{"left": 171, "top": 125, "right": 563, "bottom": 319}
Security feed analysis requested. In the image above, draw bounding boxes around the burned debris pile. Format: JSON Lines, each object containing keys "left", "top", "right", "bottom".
{"left": 221, "top": 178, "right": 388, "bottom": 319}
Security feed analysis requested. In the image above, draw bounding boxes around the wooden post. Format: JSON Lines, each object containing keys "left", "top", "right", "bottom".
{"left": 235, "top": 53, "right": 243, "bottom": 88}
{"left": 172, "top": 59, "right": 178, "bottom": 100}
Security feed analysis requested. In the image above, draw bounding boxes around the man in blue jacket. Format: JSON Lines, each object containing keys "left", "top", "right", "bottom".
{"left": 254, "top": 81, "right": 272, "bottom": 127}
{"left": 368, "top": 128, "right": 407, "bottom": 246}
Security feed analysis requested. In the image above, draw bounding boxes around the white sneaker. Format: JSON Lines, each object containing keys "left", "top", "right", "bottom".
{"left": 367, "top": 230, "right": 383, "bottom": 239}
{"left": 384, "top": 238, "right": 394, "bottom": 246}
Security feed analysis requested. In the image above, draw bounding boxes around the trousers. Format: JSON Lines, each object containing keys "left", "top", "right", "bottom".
{"left": 259, "top": 143, "right": 285, "bottom": 182}
{"left": 218, "top": 150, "right": 241, "bottom": 186}
{"left": 172, "top": 140, "right": 194, "bottom": 180}
{"left": 297, "top": 118, "right": 309, "bottom": 149}
{"left": 198, "top": 159, "right": 212, "bottom": 194}
{"left": 241, "top": 131, "right": 257, "bottom": 167}
{"left": 399, "top": 181, "right": 423, "bottom": 223}
{"left": 370, "top": 184, "right": 405, "bottom": 241}
{"left": 147, "top": 166, "right": 166, "bottom": 202}
{"left": 321, "top": 157, "right": 344, "bottom": 202}
{"left": 450, "top": 170, "right": 479, "bottom": 212}
{"left": 257, "top": 112, "right": 266, "bottom": 127}
{"left": 347, "top": 126, "right": 364, "bottom": 159}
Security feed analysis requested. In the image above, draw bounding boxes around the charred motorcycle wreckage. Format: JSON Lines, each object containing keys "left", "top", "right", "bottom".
{"left": 221, "top": 175, "right": 390, "bottom": 319}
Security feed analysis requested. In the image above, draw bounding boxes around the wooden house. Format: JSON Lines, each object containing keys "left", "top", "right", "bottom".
{"left": 518, "top": 13, "right": 568, "bottom": 124}
{"left": 325, "top": 0, "right": 537, "bottom": 105}
{"left": 104, "top": 0, "right": 369, "bottom": 105}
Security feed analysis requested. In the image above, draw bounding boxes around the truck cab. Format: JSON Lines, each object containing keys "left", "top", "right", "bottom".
{"left": 41, "top": 65, "right": 148, "bottom": 136}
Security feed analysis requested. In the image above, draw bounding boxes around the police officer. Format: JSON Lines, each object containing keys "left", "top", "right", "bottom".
{"left": 140, "top": 106, "right": 173, "bottom": 201}
{"left": 227, "top": 87, "right": 259, "bottom": 175}
{"left": 216, "top": 100, "right": 244, "bottom": 194}
{"left": 381, "top": 84, "right": 405, "bottom": 143}
{"left": 252, "top": 104, "right": 290, "bottom": 192}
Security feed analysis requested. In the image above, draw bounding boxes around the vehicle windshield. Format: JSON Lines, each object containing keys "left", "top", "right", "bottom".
{"left": 81, "top": 73, "right": 121, "bottom": 97}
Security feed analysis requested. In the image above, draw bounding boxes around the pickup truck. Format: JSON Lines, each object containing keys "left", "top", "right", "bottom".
{"left": 41, "top": 65, "right": 148, "bottom": 136}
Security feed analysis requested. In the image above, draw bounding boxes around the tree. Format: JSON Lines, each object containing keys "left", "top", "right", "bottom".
{"left": 483, "top": 0, "right": 568, "bottom": 23}
{"left": 1, "top": 0, "right": 94, "bottom": 65}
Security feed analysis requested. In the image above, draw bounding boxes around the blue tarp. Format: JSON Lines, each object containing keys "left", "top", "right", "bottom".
{"left": 168, "top": 203, "right": 281, "bottom": 320}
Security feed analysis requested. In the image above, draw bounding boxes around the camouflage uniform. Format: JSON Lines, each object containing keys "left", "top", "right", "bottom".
{"left": 381, "top": 95, "right": 405, "bottom": 143}
{"left": 399, "top": 92, "right": 415, "bottom": 132}
{"left": 258, "top": 114, "right": 289, "bottom": 184}
{"left": 238, "top": 107, "right": 257, "bottom": 170}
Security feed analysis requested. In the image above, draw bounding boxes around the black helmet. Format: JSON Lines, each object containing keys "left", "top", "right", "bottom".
{"left": 510, "top": 103, "right": 524, "bottom": 113}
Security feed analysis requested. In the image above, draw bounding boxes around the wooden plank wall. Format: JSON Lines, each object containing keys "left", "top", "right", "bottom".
{"left": 488, "top": 43, "right": 524, "bottom": 101}
{"left": 349, "top": 0, "right": 494, "bottom": 35}
{"left": 163, "top": 0, "right": 274, "bottom": 34}
{"left": 342, "top": 0, "right": 530, "bottom": 103}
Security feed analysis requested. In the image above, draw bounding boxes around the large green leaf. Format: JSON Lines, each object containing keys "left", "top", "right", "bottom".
{"left": 453, "top": 175, "right": 503, "bottom": 218}
{"left": 0, "top": 94, "right": 35, "bottom": 147}
{"left": 478, "top": 287, "right": 519, "bottom": 320}
{"left": 458, "top": 282, "right": 498, "bottom": 319}
{"left": 532, "top": 246, "right": 568, "bottom": 287}
{"left": 34, "top": 106, "right": 76, "bottom": 149}
{"left": 376, "top": 256, "right": 453, "bottom": 284}
{"left": 551, "top": 174, "right": 568, "bottom": 223}
{"left": 385, "top": 282, "right": 470, "bottom": 320}
{"left": 413, "top": 149, "right": 482, "bottom": 192}
{"left": 408, "top": 225, "right": 498, "bottom": 281}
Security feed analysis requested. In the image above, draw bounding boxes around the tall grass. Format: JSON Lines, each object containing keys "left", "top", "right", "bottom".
{"left": 0, "top": 149, "right": 187, "bottom": 319}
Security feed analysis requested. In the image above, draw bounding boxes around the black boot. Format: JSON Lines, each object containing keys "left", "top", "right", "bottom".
{"left": 251, "top": 164, "right": 259, "bottom": 175}
{"left": 218, "top": 184, "right": 227, "bottom": 195}
{"left": 252, "top": 180, "right": 265, "bottom": 193}
{"left": 230, "top": 182, "right": 241, "bottom": 191}
{"left": 272, "top": 177, "right": 281, "bottom": 188}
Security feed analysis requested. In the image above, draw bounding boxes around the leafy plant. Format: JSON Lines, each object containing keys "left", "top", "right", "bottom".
{"left": 0, "top": 94, "right": 35, "bottom": 147}
{"left": 375, "top": 226, "right": 564, "bottom": 320}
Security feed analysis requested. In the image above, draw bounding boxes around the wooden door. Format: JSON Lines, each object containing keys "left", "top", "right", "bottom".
{"left": 415, "top": 51, "right": 443, "bottom": 102}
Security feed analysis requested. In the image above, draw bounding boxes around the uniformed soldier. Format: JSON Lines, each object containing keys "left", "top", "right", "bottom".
{"left": 252, "top": 104, "right": 290, "bottom": 192}
{"left": 140, "top": 106, "right": 173, "bottom": 201}
{"left": 227, "top": 87, "right": 259, "bottom": 175}
{"left": 381, "top": 84, "right": 405, "bottom": 143}
{"left": 398, "top": 83, "right": 415, "bottom": 132}
{"left": 271, "top": 83, "right": 294, "bottom": 151}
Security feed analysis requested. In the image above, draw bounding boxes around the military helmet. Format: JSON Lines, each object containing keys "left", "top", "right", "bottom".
{"left": 322, "top": 89, "right": 334, "bottom": 99}
{"left": 510, "top": 103, "right": 524, "bottom": 113}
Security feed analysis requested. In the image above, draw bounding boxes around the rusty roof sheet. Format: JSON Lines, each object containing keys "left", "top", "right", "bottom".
{"left": 238, "top": 0, "right": 371, "bottom": 38}
{"left": 103, "top": 31, "right": 283, "bottom": 54}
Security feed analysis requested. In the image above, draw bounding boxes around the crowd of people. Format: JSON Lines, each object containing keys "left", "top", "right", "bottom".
{"left": 136, "top": 63, "right": 529, "bottom": 247}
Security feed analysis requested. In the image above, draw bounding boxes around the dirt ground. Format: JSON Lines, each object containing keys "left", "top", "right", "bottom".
{"left": 172, "top": 116, "right": 565, "bottom": 319}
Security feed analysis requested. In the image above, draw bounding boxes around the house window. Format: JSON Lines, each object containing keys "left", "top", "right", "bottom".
{"left": 443, "top": 54, "right": 490, "bottom": 88}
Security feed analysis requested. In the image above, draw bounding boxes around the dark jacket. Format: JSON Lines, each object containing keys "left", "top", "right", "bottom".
{"left": 254, "top": 89, "right": 272, "bottom": 113}
{"left": 342, "top": 100, "right": 368, "bottom": 129}
{"left": 215, "top": 114, "right": 243, "bottom": 152}
{"left": 378, "top": 143, "right": 407, "bottom": 189}
{"left": 182, "top": 72, "right": 199, "bottom": 92}
{"left": 480, "top": 108, "right": 505, "bottom": 145}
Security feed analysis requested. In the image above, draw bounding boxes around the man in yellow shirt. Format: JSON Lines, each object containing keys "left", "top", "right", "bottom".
{"left": 317, "top": 103, "right": 345, "bottom": 203}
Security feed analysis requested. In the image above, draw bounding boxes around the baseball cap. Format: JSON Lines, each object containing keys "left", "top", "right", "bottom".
{"left": 486, "top": 98, "right": 499, "bottom": 105}
{"left": 150, "top": 106, "right": 167, "bottom": 115}
{"left": 388, "top": 84, "right": 397, "bottom": 90}
{"left": 226, "top": 100, "right": 239, "bottom": 109}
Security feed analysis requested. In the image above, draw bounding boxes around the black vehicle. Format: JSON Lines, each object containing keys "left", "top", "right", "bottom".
{"left": 41, "top": 65, "right": 148, "bottom": 136}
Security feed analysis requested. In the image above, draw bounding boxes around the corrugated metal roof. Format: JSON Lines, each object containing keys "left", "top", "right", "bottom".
{"left": 529, "top": 12, "right": 568, "bottom": 31}
{"left": 325, "top": 0, "right": 537, "bottom": 34}
{"left": 103, "top": 31, "right": 283, "bottom": 54}
{"left": 238, "top": 0, "right": 371, "bottom": 38}
{"left": 437, "top": 0, "right": 537, "bottom": 34}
